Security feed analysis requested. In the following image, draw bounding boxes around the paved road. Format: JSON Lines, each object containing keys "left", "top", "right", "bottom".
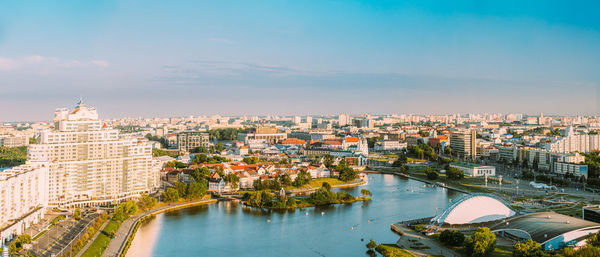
{"left": 393, "top": 223, "right": 460, "bottom": 257}
{"left": 74, "top": 218, "right": 110, "bottom": 257}
{"left": 36, "top": 214, "right": 98, "bottom": 257}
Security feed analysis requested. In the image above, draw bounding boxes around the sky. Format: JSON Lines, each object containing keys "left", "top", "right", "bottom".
{"left": 0, "top": 0, "right": 599, "bottom": 121}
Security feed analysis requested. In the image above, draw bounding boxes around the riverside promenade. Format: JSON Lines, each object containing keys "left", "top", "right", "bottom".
{"left": 101, "top": 198, "right": 218, "bottom": 257}
{"left": 391, "top": 223, "right": 460, "bottom": 257}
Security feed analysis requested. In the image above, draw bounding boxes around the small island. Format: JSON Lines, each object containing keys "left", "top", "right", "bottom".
{"left": 241, "top": 183, "right": 372, "bottom": 209}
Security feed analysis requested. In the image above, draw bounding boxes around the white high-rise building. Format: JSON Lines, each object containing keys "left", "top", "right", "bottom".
{"left": 0, "top": 164, "right": 49, "bottom": 244}
{"left": 27, "top": 100, "right": 159, "bottom": 207}
{"left": 338, "top": 113, "right": 350, "bottom": 126}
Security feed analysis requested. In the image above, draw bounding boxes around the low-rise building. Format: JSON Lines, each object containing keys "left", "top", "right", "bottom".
{"left": 374, "top": 140, "right": 407, "bottom": 151}
{"left": 553, "top": 162, "right": 588, "bottom": 178}
{"left": 450, "top": 162, "right": 495, "bottom": 177}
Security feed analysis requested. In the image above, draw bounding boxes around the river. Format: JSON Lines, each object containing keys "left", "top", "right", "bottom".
{"left": 126, "top": 174, "right": 463, "bottom": 257}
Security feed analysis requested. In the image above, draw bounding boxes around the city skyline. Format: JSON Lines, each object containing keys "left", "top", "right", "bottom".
{"left": 1, "top": 0, "right": 599, "bottom": 120}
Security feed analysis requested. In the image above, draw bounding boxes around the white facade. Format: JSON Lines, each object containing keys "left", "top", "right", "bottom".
{"left": 0, "top": 164, "right": 49, "bottom": 244}
{"left": 374, "top": 140, "right": 407, "bottom": 151}
{"left": 545, "top": 132, "right": 600, "bottom": 153}
{"left": 27, "top": 101, "right": 159, "bottom": 207}
{"left": 450, "top": 163, "right": 495, "bottom": 177}
{"left": 431, "top": 194, "right": 515, "bottom": 225}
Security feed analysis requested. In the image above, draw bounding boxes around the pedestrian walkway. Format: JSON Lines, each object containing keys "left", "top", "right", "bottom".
{"left": 392, "top": 223, "right": 460, "bottom": 257}
{"left": 101, "top": 198, "right": 217, "bottom": 257}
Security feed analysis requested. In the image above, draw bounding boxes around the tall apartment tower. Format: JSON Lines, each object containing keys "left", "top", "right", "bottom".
{"left": 338, "top": 113, "right": 350, "bottom": 126}
{"left": 450, "top": 130, "right": 477, "bottom": 159}
{"left": 27, "top": 100, "right": 158, "bottom": 207}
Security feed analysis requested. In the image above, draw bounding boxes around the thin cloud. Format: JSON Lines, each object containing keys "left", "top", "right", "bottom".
{"left": 91, "top": 60, "right": 110, "bottom": 68}
{"left": 0, "top": 55, "right": 110, "bottom": 72}
{"left": 0, "top": 56, "right": 20, "bottom": 71}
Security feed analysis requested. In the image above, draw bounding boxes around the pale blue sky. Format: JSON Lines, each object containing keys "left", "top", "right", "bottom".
{"left": 0, "top": 0, "right": 599, "bottom": 121}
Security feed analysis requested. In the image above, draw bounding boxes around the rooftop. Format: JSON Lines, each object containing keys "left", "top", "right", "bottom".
{"left": 490, "top": 212, "right": 600, "bottom": 244}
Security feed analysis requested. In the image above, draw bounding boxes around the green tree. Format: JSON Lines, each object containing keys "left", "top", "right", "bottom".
{"left": 174, "top": 182, "right": 188, "bottom": 198}
{"left": 361, "top": 189, "right": 372, "bottom": 197}
{"left": 440, "top": 229, "right": 465, "bottom": 246}
{"left": 446, "top": 167, "right": 464, "bottom": 180}
{"left": 8, "top": 234, "right": 32, "bottom": 254}
{"left": 243, "top": 156, "right": 259, "bottom": 164}
{"left": 163, "top": 188, "right": 180, "bottom": 202}
{"left": 323, "top": 154, "right": 335, "bottom": 167}
{"left": 562, "top": 245, "right": 600, "bottom": 257}
{"left": 293, "top": 170, "right": 312, "bottom": 187}
{"left": 192, "top": 154, "right": 209, "bottom": 165}
{"left": 224, "top": 173, "right": 240, "bottom": 189}
{"left": 73, "top": 208, "right": 81, "bottom": 220}
{"left": 0, "top": 146, "right": 27, "bottom": 168}
{"left": 279, "top": 174, "right": 292, "bottom": 186}
{"left": 192, "top": 167, "right": 211, "bottom": 182}
{"left": 366, "top": 239, "right": 377, "bottom": 251}
{"left": 392, "top": 154, "right": 408, "bottom": 167}
{"left": 322, "top": 182, "right": 332, "bottom": 191}
{"left": 187, "top": 181, "right": 208, "bottom": 199}
{"left": 138, "top": 193, "right": 157, "bottom": 211}
{"left": 464, "top": 227, "right": 496, "bottom": 257}
{"left": 338, "top": 164, "right": 358, "bottom": 182}
{"left": 587, "top": 231, "right": 600, "bottom": 247}
{"left": 425, "top": 166, "right": 439, "bottom": 180}
{"left": 513, "top": 239, "right": 545, "bottom": 257}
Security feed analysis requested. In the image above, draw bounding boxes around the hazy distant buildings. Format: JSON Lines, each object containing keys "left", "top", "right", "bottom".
{"left": 237, "top": 127, "right": 287, "bottom": 144}
{"left": 544, "top": 127, "right": 600, "bottom": 153}
{"left": 338, "top": 113, "right": 350, "bottom": 126}
{"left": 177, "top": 131, "right": 209, "bottom": 153}
{"left": 0, "top": 135, "right": 28, "bottom": 147}
{"left": 27, "top": 101, "right": 158, "bottom": 207}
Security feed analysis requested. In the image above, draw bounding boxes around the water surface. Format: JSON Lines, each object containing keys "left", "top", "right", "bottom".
{"left": 127, "top": 174, "right": 463, "bottom": 257}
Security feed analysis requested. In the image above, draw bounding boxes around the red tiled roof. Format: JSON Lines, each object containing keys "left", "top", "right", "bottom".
{"left": 345, "top": 136, "right": 359, "bottom": 143}
{"left": 280, "top": 138, "right": 306, "bottom": 145}
{"left": 324, "top": 140, "right": 342, "bottom": 145}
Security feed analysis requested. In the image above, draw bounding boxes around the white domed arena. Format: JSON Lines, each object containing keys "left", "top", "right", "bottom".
{"left": 430, "top": 193, "right": 516, "bottom": 228}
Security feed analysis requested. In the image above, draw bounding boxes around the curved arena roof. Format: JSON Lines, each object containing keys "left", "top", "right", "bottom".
{"left": 490, "top": 212, "right": 600, "bottom": 249}
{"left": 431, "top": 193, "right": 515, "bottom": 225}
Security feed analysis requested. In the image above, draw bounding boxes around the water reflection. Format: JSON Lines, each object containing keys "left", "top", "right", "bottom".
{"left": 127, "top": 174, "right": 464, "bottom": 257}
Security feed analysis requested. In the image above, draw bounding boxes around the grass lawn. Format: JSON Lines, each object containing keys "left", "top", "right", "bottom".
{"left": 50, "top": 215, "right": 65, "bottom": 224}
{"left": 80, "top": 219, "right": 121, "bottom": 257}
{"left": 32, "top": 229, "right": 48, "bottom": 241}
{"left": 376, "top": 244, "right": 415, "bottom": 257}
{"left": 407, "top": 157, "right": 427, "bottom": 163}
{"left": 490, "top": 245, "right": 513, "bottom": 257}
{"left": 306, "top": 178, "right": 345, "bottom": 187}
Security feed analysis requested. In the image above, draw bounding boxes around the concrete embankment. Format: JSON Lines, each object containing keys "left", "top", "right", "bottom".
{"left": 367, "top": 169, "right": 470, "bottom": 194}
{"left": 103, "top": 198, "right": 218, "bottom": 257}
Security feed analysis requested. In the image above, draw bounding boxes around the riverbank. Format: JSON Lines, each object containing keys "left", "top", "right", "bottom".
{"left": 285, "top": 178, "right": 367, "bottom": 194}
{"left": 367, "top": 168, "right": 471, "bottom": 194}
{"left": 241, "top": 196, "right": 371, "bottom": 210}
{"left": 101, "top": 198, "right": 218, "bottom": 257}
{"left": 124, "top": 173, "right": 457, "bottom": 256}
